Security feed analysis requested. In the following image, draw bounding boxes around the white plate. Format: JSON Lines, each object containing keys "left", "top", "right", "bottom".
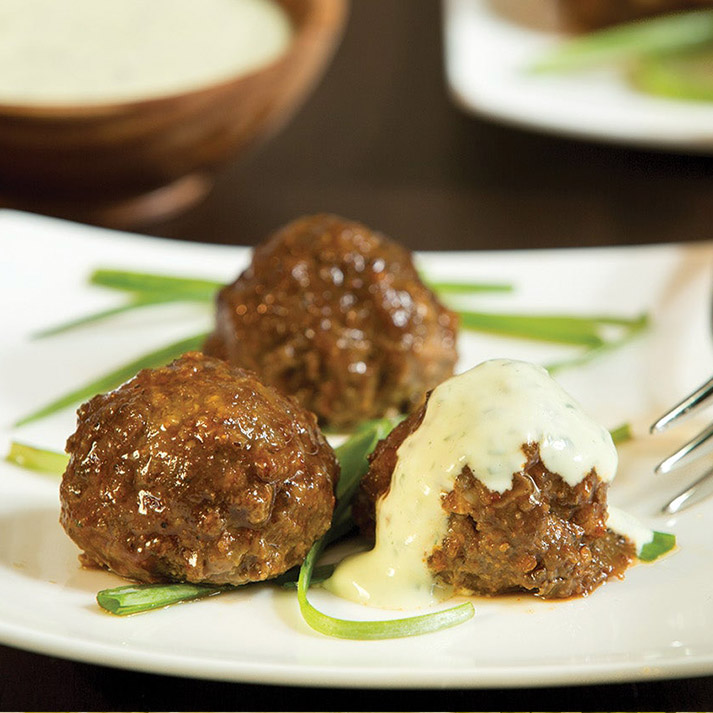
{"left": 1, "top": 209, "right": 713, "bottom": 688}
{"left": 443, "top": 0, "right": 713, "bottom": 151}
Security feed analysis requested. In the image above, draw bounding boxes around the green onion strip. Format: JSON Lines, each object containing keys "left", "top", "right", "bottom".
{"left": 32, "top": 293, "right": 211, "bottom": 339}
{"left": 292, "top": 415, "right": 473, "bottom": 639}
{"left": 96, "top": 583, "right": 225, "bottom": 616}
{"left": 14, "top": 332, "right": 209, "bottom": 427}
{"left": 631, "top": 47, "right": 713, "bottom": 102}
{"left": 546, "top": 314, "right": 648, "bottom": 373}
{"left": 531, "top": 10, "right": 713, "bottom": 74}
{"left": 639, "top": 531, "right": 677, "bottom": 562}
{"left": 90, "top": 268, "right": 223, "bottom": 298}
{"left": 5, "top": 441, "right": 69, "bottom": 475}
{"left": 296, "top": 538, "right": 474, "bottom": 640}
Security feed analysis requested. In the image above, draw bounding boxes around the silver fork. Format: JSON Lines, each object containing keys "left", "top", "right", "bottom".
{"left": 650, "top": 375, "right": 713, "bottom": 514}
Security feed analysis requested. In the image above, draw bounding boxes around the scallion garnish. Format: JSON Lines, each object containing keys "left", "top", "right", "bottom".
{"left": 300, "top": 417, "right": 477, "bottom": 639}
{"left": 20, "top": 261, "right": 649, "bottom": 428}
{"left": 97, "top": 583, "right": 225, "bottom": 616}
{"left": 32, "top": 268, "right": 512, "bottom": 339}
{"left": 91, "top": 267, "right": 509, "bottom": 300}
{"left": 32, "top": 293, "right": 185, "bottom": 339}
{"left": 334, "top": 417, "right": 401, "bottom": 512}
{"left": 639, "top": 531, "right": 677, "bottom": 562}
{"left": 90, "top": 269, "right": 222, "bottom": 300}
{"left": 275, "top": 563, "right": 336, "bottom": 588}
{"left": 5, "top": 441, "right": 69, "bottom": 475}
{"left": 546, "top": 313, "right": 648, "bottom": 373}
{"left": 631, "top": 47, "right": 713, "bottom": 102}
{"left": 295, "top": 538, "right": 475, "bottom": 640}
{"left": 14, "top": 332, "right": 209, "bottom": 427}
{"left": 459, "top": 311, "right": 644, "bottom": 347}
{"left": 531, "top": 10, "right": 713, "bottom": 74}
{"left": 425, "top": 280, "right": 512, "bottom": 294}
{"left": 609, "top": 422, "right": 633, "bottom": 445}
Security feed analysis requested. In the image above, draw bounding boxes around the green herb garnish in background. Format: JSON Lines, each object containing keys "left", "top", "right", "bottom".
{"left": 32, "top": 269, "right": 221, "bottom": 339}
{"left": 459, "top": 311, "right": 646, "bottom": 348}
{"left": 14, "top": 332, "right": 209, "bottom": 427}
{"left": 33, "top": 267, "right": 512, "bottom": 340}
{"left": 15, "top": 267, "right": 647, "bottom": 427}
{"left": 32, "top": 293, "right": 181, "bottom": 339}
{"left": 531, "top": 10, "right": 713, "bottom": 74}
{"left": 631, "top": 47, "right": 713, "bottom": 102}
{"left": 546, "top": 314, "right": 649, "bottom": 374}
{"left": 90, "top": 268, "right": 223, "bottom": 299}
{"left": 425, "top": 279, "right": 512, "bottom": 294}
{"left": 531, "top": 9, "right": 713, "bottom": 104}
{"left": 5, "top": 441, "right": 69, "bottom": 475}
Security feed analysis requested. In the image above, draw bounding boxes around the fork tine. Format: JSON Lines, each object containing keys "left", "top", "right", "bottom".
{"left": 662, "top": 462, "right": 713, "bottom": 514}
{"left": 650, "top": 376, "right": 713, "bottom": 433}
{"left": 654, "top": 421, "right": 713, "bottom": 474}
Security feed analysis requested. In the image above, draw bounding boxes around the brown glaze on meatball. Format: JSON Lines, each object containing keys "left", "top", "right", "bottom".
{"left": 203, "top": 214, "right": 458, "bottom": 430}
{"left": 353, "top": 404, "right": 634, "bottom": 599}
{"left": 60, "top": 352, "right": 338, "bottom": 586}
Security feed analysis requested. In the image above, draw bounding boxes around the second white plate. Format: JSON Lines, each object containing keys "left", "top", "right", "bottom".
{"left": 443, "top": 0, "right": 713, "bottom": 151}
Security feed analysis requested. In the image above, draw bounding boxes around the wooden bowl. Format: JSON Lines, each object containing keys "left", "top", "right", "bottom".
{"left": 0, "top": 0, "right": 347, "bottom": 227}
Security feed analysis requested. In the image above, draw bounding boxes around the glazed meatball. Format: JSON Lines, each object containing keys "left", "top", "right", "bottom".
{"left": 60, "top": 352, "right": 338, "bottom": 586}
{"left": 353, "top": 404, "right": 634, "bottom": 599}
{"left": 203, "top": 214, "right": 458, "bottom": 430}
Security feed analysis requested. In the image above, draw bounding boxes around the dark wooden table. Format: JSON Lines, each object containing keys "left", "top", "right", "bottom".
{"left": 2, "top": 1, "right": 713, "bottom": 710}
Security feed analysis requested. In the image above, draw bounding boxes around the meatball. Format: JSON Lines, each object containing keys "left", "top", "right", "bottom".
{"left": 60, "top": 352, "right": 339, "bottom": 586}
{"left": 203, "top": 214, "right": 458, "bottom": 430}
{"left": 353, "top": 403, "right": 634, "bottom": 600}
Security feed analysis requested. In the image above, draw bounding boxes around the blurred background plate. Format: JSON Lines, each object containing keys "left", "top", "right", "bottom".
{"left": 443, "top": 0, "right": 713, "bottom": 152}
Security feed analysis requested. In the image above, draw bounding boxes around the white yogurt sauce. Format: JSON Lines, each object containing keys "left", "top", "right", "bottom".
{"left": 324, "top": 358, "right": 619, "bottom": 610}
{"left": 607, "top": 505, "right": 654, "bottom": 552}
{"left": 0, "top": 0, "right": 292, "bottom": 104}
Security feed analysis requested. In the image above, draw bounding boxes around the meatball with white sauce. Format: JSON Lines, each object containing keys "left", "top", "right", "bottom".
{"left": 327, "top": 359, "right": 634, "bottom": 608}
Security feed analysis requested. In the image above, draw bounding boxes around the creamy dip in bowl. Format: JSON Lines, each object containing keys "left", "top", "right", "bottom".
{"left": 0, "top": 0, "right": 292, "bottom": 105}
{"left": 0, "top": 0, "right": 346, "bottom": 225}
